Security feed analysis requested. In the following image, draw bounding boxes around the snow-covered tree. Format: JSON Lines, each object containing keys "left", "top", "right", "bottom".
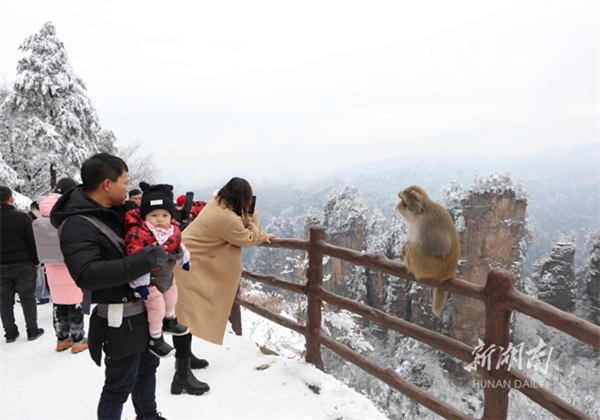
{"left": 322, "top": 186, "right": 369, "bottom": 302}
{"left": 97, "top": 129, "right": 118, "bottom": 155}
{"left": 322, "top": 309, "right": 374, "bottom": 352}
{"left": 441, "top": 179, "right": 467, "bottom": 233}
{"left": 0, "top": 22, "right": 101, "bottom": 196}
{"left": 323, "top": 186, "right": 369, "bottom": 236}
{"left": 117, "top": 140, "right": 160, "bottom": 188}
{"left": 304, "top": 206, "right": 322, "bottom": 239}
{"left": 97, "top": 130, "right": 162, "bottom": 187}
{"left": 467, "top": 172, "right": 531, "bottom": 202}
{"left": 0, "top": 152, "right": 21, "bottom": 187}
{"left": 0, "top": 78, "right": 10, "bottom": 104}
{"left": 0, "top": 82, "right": 22, "bottom": 187}
{"left": 366, "top": 209, "right": 389, "bottom": 255}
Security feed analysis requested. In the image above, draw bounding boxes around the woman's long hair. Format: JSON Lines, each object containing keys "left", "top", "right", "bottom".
{"left": 216, "top": 177, "right": 253, "bottom": 216}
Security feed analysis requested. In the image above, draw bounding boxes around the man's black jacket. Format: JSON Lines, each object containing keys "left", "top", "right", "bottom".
{"left": 0, "top": 203, "right": 39, "bottom": 266}
{"left": 51, "top": 186, "right": 154, "bottom": 365}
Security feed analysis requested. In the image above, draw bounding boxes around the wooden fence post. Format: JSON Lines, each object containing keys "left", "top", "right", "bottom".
{"left": 481, "top": 268, "right": 514, "bottom": 420}
{"left": 305, "top": 226, "right": 325, "bottom": 371}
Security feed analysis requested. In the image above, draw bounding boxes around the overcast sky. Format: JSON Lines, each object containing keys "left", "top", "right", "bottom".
{"left": 1, "top": 1, "right": 598, "bottom": 190}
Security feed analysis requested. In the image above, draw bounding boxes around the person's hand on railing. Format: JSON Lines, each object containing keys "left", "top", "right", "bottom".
{"left": 263, "top": 233, "right": 276, "bottom": 244}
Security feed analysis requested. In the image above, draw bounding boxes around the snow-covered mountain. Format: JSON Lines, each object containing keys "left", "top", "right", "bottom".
{"left": 222, "top": 142, "right": 599, "bottom": 419}
{"left": 224, "top": 142, "right": 597, "bottom": 277}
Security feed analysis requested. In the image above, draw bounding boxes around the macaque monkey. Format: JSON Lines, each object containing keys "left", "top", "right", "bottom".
{"left": 396, "top": 185, "right": 460, "bottom": 317}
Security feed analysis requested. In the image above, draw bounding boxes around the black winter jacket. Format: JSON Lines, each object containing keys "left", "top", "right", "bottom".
{"left": 50, "top": 186, "right": 155, "bottom": 365}
{"left": 0, "top": 203, "right": 39, "bottom": 266}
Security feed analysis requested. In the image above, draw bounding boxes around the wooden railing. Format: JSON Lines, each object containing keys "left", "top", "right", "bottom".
{"left": 232, "top": 226, "right": 600, "bottom": 420}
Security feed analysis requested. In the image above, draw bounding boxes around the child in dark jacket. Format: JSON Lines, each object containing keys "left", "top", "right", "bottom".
{"left": 125, "top": 184, "right": 190, "bottom": 358}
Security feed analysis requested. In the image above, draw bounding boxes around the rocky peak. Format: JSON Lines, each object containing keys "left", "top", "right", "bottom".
{"left": 584, "top": 229, "right": 600, "bottom": 324}
{"left": 536, "top": 240, "right": 577, "bottom": 313}
{"left": 449, "top": 173, "right": 529, "bottom": 347}
{"left": 322, "top": 186, "right": 368, "bottom": 301}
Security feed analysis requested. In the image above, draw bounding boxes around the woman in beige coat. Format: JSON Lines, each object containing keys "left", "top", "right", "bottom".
{"left": 170, "top": 177, "right": 274, "bottom": 396}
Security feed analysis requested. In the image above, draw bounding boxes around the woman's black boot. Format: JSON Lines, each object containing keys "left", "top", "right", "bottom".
{"left": 190, "top": 353, "right": 209, "bottom": 369}
{"left": 171, "top": 358, "right": 210, "bottom": 395}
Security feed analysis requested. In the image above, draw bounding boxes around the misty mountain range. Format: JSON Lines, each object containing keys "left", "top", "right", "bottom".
{"left": 191, "top": 142, "right": 598, "bottom": 278}
{"left": 226, "top": 142, "right": 599, "bottom": 418}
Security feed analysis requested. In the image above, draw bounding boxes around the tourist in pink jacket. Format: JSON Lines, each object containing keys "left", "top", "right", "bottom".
{"left": 39, "top": 178, "right": 88, "bottom": 354}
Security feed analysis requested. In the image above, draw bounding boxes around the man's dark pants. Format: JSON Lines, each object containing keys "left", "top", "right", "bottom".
{"left": 0, "top": 262, "right": 38, "bottom": 334}
{"left": 98, "top": 349, "right": 160, "bottom": 420}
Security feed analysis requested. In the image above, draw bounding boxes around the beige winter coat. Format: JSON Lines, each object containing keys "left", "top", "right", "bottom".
{"left": 174, "top": 198, "right": 267, "bottom": 345}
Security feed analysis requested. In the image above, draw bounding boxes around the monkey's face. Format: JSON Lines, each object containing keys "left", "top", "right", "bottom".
{"left": 398, "top": 187, "right": 425, "bottom": 216}
{"left": 397, "top": 192, "right": 409, "bottom": 215}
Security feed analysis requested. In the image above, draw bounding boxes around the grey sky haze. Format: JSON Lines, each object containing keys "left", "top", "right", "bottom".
{"left": 1, "top": 0, "right": 598, "bottom": 190}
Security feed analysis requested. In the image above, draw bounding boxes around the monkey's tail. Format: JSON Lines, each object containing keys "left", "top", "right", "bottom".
{"left": 432, "top": 288, "right": 448, "bottom": 318}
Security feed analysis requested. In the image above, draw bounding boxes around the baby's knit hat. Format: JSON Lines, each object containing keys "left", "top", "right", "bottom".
{"left": 140, "top": 184, "right": 176, "bottom": 219}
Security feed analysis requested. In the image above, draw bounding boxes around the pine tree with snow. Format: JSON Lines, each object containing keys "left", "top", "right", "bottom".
{"left": 0, "top": 152, "right": 21, "bottom": 187}
{"left": 0, "top": 82, "right": 22, "bottom": 187}
{"left": 0, "top": 22, "right": 101, "bottom": 196}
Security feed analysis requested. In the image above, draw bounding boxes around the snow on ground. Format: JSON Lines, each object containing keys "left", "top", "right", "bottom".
{"left": 0, "top": 301, "right": 388, "bottom": 420}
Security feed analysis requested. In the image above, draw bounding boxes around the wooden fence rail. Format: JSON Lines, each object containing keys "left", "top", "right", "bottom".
{"left": 232, "top": 225, "right": 600, "bottom": 420}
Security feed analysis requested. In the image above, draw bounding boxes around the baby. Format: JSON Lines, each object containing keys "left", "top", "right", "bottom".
{"left": 125, "top": 184, "right": 191, "bottom": 358}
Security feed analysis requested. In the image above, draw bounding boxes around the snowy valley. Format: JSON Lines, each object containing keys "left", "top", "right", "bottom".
{"left": 224, "top": 149, "right": 599, "bottom": 419}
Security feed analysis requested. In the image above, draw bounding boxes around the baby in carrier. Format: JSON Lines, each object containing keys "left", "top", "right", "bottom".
{"left": 125, "top": 184, "right": 190, "bottom": 358}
